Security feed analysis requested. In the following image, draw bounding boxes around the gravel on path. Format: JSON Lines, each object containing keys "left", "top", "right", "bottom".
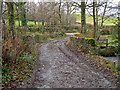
{"left": 25, "top": 38, "right": 117, "bottom": 88}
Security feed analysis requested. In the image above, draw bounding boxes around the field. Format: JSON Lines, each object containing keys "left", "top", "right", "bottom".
{"left": 4, "top": 14, "right": 117, "bottom": 26}
{"left": 5, "top": 19, "right": 42, "bottom": 26}
{"left": 74, "top": 14, "right": 117, "bottom": 26}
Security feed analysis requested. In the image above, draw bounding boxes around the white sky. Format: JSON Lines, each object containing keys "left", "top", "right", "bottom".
{"left": 4, "top": 0, "right": 120, "bottom": 4}
{"left": 30, "top": 0, "right": 119, "bottom": 17}
{"left": 4, "top": 0, "right": 120, "bottom": 17}
{"left": 29, "top": 0, "right": 120, "bottom": 4}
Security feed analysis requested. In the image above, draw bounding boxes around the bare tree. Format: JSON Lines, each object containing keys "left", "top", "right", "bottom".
{"left": 101, "top": 1, "right": 108, "bottom": 26}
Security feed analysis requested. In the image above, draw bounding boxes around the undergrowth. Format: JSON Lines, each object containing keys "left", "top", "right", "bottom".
{"left": 2, "top": 53, "right": 37, "bottom": 88}
{"left": 66, "top": 38, "right": 120, "bottom": 74}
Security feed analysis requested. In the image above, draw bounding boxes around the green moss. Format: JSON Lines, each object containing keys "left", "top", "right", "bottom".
{"left": 85, "top": 38, "right": 96, "bottom": 46}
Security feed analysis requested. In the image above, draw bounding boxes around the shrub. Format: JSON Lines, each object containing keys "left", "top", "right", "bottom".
{"left": 69, "top": 25, "right": 80, "bottom": 30}
{"left": 2, "top": 25, "right": 35, "bottom": 65}
{"left": 67, "top": 29, "right": 79, "bottom": 33}
{"left": 85, "top": 38, "right": 96, "bottom": 46}
{"left": 2, "top": 37, "right": 27, "bottom": 65}
{"left": 116, "top": 65, "right": 120, "bottom": 71}
{"left": 34, "top": 34, "right": 40, "bottom": 43}
{"left": 98, "top": 47, "right": 116, "bottom": 57}
{"left": 34, "top": 34, "right": 47, "bottom": 43}
{"left": 100, "top": 29, "right": 111, "bottom": 35}
{"left": 27, "top": 27, "right": 40, "bottom": 32}
{"left": 63, "top": 25, "right": 70, "bottom": 30}
{"left": 59, "top": 30, "right": 66, "bottom": 36}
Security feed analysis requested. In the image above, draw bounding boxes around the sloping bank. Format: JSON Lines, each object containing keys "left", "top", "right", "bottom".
{"left": 66, "top": 36, "right": 120, "bottom": 88}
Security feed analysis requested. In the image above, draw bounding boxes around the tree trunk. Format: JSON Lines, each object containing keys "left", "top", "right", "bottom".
{"left": 81, "top": 1, "right": 86, "bottom": 34}
{"left": 0, "top": 0, "right": 3, "bottom": 63}
{"left": 59, "top": 0, "right": 62, "bottom": 30}
{"left": 117, "top": 2, "right": 120, "bottom": 88}
{"left": 19, "top": 19, "right": 20, "bottom": 27}
{"left": 66, "top": 2, "right": 70, "bottom": 25}
{"left": 7, "top": 2, "right": 15, "bottom": 40}
{"left": 42, "top": 20, "right": 44, "bottom": 33}
{"left": 18, "top": 4, "right": 21, "bottom": 27}
{"left": 115, "top": 2, "right": 120, "bottom": 88}
{"left": 34, "top": 21, "right": 36, "bottom": 25}
{"left": 20, "top": 2, "right": 27, "bottom": 26}
{"left": 117, "top": 21, "right": 120, "bottom": 87}
{"left": 96, "top": 2, "right": 99, "bottom": 40}
{"left": 0, "top": 0, "right": 2, "bottom": 20}
{"left": 101, "top": 2, "right": 107, "bottom": 27}
{"left": 118, "top": 18, "right": 120, "bottom": 62}
{"left": 93, "top": 1, "right": 96, "bottom": 38}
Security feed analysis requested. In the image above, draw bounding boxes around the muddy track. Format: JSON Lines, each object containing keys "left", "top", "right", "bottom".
{"left": 25, "top": 38, "right": 116, "bottom": 88}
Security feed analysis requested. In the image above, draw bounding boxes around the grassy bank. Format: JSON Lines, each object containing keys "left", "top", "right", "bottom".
{"left": 74, "top": 14, "right": 117, "bottom": 26}
{"left": 66, "top": 37, "right": 120, "bottom": 74}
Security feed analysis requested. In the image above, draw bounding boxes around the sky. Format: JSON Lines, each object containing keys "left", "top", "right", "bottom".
{"left": 25, "top": 0, "right": 120, "bottom": 4}
{"left": 30, "top": 0, "right": 120, "bottom": 17}
{"left": 4, "top": 0, "right": 120, "bottom": 5}
{"left": 4, "top": 0, "right": 120, "bottom": 17}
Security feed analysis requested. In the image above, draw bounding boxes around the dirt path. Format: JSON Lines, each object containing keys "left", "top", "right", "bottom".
{"left": 25, "top": 38, "right": 116, "bottom": 88}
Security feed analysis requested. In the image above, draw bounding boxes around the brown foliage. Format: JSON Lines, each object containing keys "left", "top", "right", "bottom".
{"left": 2, "top": 25, "right": 29, "bottom": 65}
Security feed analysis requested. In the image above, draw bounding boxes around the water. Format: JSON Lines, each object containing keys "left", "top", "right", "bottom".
{"left": 66, "top": 33, "right": 80, "bottom": 36}
{"left": 103, "top": 57, "right": 118, "bottom": 63}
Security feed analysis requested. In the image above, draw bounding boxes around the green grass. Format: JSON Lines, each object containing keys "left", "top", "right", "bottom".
{"left": 74, "top": 14, "right": 117, "bottom": 26}
{"left": 5, "top": 19, "right": 42, "bottom": 26}
{"left": 100, "top": 35, "right": 118, "bottom": 46}
{"left": 27, "top": 21, "right": 41, "bottom": 26}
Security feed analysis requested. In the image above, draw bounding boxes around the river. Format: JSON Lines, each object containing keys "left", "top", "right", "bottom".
{"left": 103, "top": 57, "right": 118, "bottom": 63}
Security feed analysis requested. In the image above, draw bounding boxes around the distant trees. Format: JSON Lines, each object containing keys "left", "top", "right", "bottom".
{"left": 26, "top": 2, "right": 37, "bottom": 25}
{"left": 15, "top": 2, "right": 27, "bottom": 27}
{"left": 63, "top": 1, "right": 77, "bottom": 28}
{"left": 25, "top": 1, "right": 76, "bottom": 32}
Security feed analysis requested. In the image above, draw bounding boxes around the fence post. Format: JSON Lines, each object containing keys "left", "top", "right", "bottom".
{"left": 106, "top": 39, "right": 108, "bottom": 47}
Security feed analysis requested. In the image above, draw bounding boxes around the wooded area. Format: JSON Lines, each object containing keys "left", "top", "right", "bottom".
{"left": 0, "top": 0, "right": 120, "bottom": 88}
